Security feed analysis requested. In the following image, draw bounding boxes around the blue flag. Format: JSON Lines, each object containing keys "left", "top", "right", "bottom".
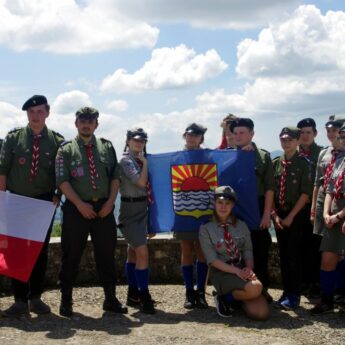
{"left": 147, "top": 149, "right": 260, "bottom": 233}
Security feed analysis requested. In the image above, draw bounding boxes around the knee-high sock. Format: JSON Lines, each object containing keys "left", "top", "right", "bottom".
{"left": 125, "top": 262, "right": 137, "bottom": 288}
{"left": 336, "top": 259, "right": 345, "bottom": 291}
{"left": 320, "top": 270, "right": 337, "bottom": 298}
{"left": 196, "top": 261, "right": 208, "bottom": 292}
{"left": 182, "top": 265, "right": 194, "bottom": 291}
{"left": 135, "top": 269, "right": 149, "bottom": 292}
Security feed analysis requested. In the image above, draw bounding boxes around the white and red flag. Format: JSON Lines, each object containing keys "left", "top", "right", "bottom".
{"left": 0, "top": 191, "right": 56, "bottom": 282}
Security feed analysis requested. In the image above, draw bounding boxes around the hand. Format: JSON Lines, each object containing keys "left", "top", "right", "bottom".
{"left": 281, "top": 214, "right": 294, "bottom": 228}
{"left": 98, "top": 200, "right": 114, "bottom": 218}
{"left": 273, "top": 215, "right": 284, "bottom": 230}
{"left": 324, "top": 214, "right": 333, "bottom": 228}
{"left": 241, "top": 143, "right": 255, "bottom": 151}
{"left": 76, "top": 201, "right": 97, "bottom": 219}
{"left": 136, "top": 154, "right": 147, "bottom": 165}
{"left": 242, "top": 267, "right": 257, "bottom": 281}
{"left": 260, "top": 213, "right": 271, "bottom": 229}
{"left": 52, "top": 195, "right": 60, "bottom": 207}
{"left": 310, "top": 209, "right": 315, "bottom": 224}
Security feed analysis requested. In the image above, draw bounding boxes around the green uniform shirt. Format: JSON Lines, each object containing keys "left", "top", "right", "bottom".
{"left": 0, "top": 125, "right": 64, "bottom": 197}
{"left": 56, "top": 135, "right": 120, "bottom": 201}
{"left": 253, "top": 142, "right": 275, "bottom": 198}
{"left": 273, "top": 152, "right": 312, "bottom": 210}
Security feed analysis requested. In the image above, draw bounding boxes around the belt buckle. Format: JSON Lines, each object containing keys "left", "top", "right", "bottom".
{"left": 91, "top": 197, "right": 99, "bottom": 202}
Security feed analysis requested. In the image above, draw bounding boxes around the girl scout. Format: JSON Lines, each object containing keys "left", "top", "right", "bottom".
{"left": 118, "top": 128, "right": 155, "bottom": 314}
{"left": 199, "top": 186, "right": 269, "bottom": 320}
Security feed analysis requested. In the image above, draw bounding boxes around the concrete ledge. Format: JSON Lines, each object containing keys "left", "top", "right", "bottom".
{"left": 0, "top": 236, "right": 281, "bottom": 291}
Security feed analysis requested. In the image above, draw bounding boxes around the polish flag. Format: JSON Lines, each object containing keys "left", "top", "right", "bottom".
{"left": 0, "top": 191, "right": 56, "bottom": 282}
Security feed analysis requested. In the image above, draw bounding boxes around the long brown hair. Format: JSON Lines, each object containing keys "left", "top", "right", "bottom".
{"left": 212, "top": 201, "right": 237, "bottom": 225}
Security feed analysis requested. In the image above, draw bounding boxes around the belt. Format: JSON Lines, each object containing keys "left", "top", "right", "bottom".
{"left": 121, "top": 196, "right": 147, "bottom": 202}
{"left": 83, "top": 197, "right": 107, "bottom": 203}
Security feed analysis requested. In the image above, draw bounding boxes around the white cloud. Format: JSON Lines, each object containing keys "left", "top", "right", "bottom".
{"left": 236, "top": 5, "right": 345, "bottom": 79}
{"left": 0, "top": 102, "right": 25, "bottom": 138}
{"left": 52, "top": 90, "right": 92, "bottom": 114}
{"left": 106, "top": 99, "right": 128, "bottom": 112}
{"left": 111, "top": 0, "right": 300, "bottom": 29}
{"left": 100, "top": 45, "right": 228, "bottom": 92}
{"left": 0, "top": 0, "right": 158, "bottom": 54}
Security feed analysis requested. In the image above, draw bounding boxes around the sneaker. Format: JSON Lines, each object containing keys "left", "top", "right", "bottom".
{"left": 127, "top": 287, "right": 141, "bottom": 307}
{"left": 196, "top": 290, "right": 208, "bottom": 309}
{"left": 183, "top": 289, "right": 197, "bottom": 309}
{"left": 3, "top": 300, "right": 29, "bottom": 317}
{"left": 280, "top": 294, "right": 300, "bottom": 310}
{"left": 213, "top": 294, "right": 233, "bottom": 318}
{"left": 140, "top": 291, "right": 156, "bottom": 314}
{"left": 310, "top": 301, "right": 334, "bottom": 315}
{"left": 103, "top": 298, "right": 128, "bottom": 314}
{"left": 29, "top": 298, "right": 51, "bottom": 315}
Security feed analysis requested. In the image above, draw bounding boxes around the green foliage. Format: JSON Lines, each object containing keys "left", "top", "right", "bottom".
{"left": 51, "top": 222, "right": 61, "bottom": 237}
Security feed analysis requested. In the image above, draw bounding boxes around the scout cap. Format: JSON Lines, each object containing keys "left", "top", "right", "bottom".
{"left": 297, "top": 117, "right": 316, "bottom": 129}
{"left": 127, "top": 128, "right": 148, "bottom": 141}
{"left": 184, "top": 123, "right": 207, "bottom": 135}
{"left": 75, "top": 107, "right": 99, "bottom": 119}
{"left": 230, "top": 118, "right": 254, "bottom": 132}
{"left": 279, "top": 126, "right": 301, "bottom": 139}
{"left": 214, "top": 186, "right": 237, "bottom": 202}
{"left": 325, "top": 119, "right": 344, "bottom": 129}
{"left": 22, "top": 95, "right": 48, "bottom": 111}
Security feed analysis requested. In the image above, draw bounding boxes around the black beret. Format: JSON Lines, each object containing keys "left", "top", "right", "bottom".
{"left": 214, "top": 185, "right": 237, "bottom": 202}
{"left": 127, "top": 128, "right": 148, "bottom": 141}
{"left": 297, "top": 117, "right": 316, "bottom": 129}
{"left": 22, "top": 95, "right": 48, "bottom": 111}
{"left": 75, "top": 107, "right": 99, "bottom": 119}
{"left": 279, "top": 126, "right": 301, "bottom": 139}
{"left": 229, "top": 118, "right": 254, "bottom": 132}
{"left": 184, "top": 123, "right": 207, "bottom": 135}
{"left": 325, "top": 120, "right": 344, "bottom": 129}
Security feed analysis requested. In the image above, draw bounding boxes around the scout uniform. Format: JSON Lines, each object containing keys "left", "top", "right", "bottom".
{"left": 297, "top": 118, "right": 323, "bottom": 296}
{"left": 175, "top": 123, "right": 209, "bottom": 309}
{"left": 0, "top": 138, "right": 3, "bottom": 151}
{"left": 273, "top": 127, "right": 312, "bottom": 308}
{"left": 0, "top": 95, "right": 64, "bottom": 316}
{"left": 56, "top": 107, "right": 126, "bottom": 317}
{"left": 118, "top": 128, "right": 155, "bottom": 314}
{"left": 230, "top": 118, "right": 275, "bottom": 292}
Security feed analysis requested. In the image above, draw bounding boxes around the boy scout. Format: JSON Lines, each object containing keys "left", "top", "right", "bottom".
{"left": 272, "top": 127, "right": 312, "bottom": 309}
{"left": 0, "top": 95, "right": 64, "bottom": 317}
{"left": 297, "top": 118, "right": 323, "bottom": 297}
{"left": 56, "top": 106, "right": 127, "bottom": 317}
{"left": 230, "top": 118, "right": 275, "bottom": 301}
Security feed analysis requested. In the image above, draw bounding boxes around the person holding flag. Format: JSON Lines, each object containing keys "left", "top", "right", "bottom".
{"left": 0, "top": 95, "right": 64, "bottom": 317}
{"left": 118, "top": 127, "right": 155, "bottom": 314}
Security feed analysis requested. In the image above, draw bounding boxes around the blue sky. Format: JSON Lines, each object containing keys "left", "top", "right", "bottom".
{"left": 1, "top": 0, "right": 345, "bottom": 152}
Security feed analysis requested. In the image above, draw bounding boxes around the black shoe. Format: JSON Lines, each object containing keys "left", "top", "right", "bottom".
{"left": 213, "top": 294, "right": 233, "bottom": 318}
{"left": 103, "top": 298, "right": 128, "bottom": 314}
{"left": 310, "top": 301, "right": 334, "bottom": 315}
{"left": 183, "top": 289, "right": 197, "bottom": 309}
{"left": 59, "top": 301, "right": 73, "bottom": 318}
{"left": 3, "top": 300, "right": 29, "bottom": 317}
{"left": 127, "top": 287, "right": 141, "bottom": 307}
{"left": 196, "top": 290, "right": 208, "bottom": 309}
{"left": 140, "top": 291, "right": 156, "bottom": 314}
{"left": 29, "top": 298, "right": 51, "bottom": 315}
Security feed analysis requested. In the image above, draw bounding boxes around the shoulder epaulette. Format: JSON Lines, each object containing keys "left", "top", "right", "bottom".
{"left": 259, "top": 148, "right": 270, "bottom": 154}
{"left": 52, "top": 130, "right": 64, "bottom": 139}
{"left": 100, "top": 138, "right": 113, "bottom": 145}
{"left": 60, "top": 140, "right": 72, "bottom": 147}
{"left": 272, "top": 156, "right": 281, "bottom": 162}
{"left": 8, "top": 127, "right": 23, "bottom": 134}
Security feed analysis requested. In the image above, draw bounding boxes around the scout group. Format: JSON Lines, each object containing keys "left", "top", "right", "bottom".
{"left": 0, "top": 94, "right": 344, "bottom": 322}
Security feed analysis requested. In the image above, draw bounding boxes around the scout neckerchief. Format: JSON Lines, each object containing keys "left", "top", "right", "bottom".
{"left": 84, "top": 142, "right": 99, "bottom": 190}
{"left": 29, "top": 133, "right": 42, "bottom": 182}
{"left": 334, "top": 158, "right": 345, "bottom": 202}
{"left": 323, "top": 149, "right": 338, "bottom": 191}
{"left": 219, "top": 223, "right": 241, "bottom": 261}
{"left": 133, "top": 155, "right": 154, "bottom": 204}
{"left": 298, "top": 146, "right": 311, "bottom": 158}
{"left": 279, "top": 159, "right": 292, "bottom": 208}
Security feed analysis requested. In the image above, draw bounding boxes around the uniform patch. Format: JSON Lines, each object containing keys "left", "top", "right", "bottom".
{"left": 71, "top": 166, "right": 85, "bottom": 177}
{"left": 18, "top": 157, "right": 26, "bottom": 165}
{"left": 216, "top": 239, "right": 224, "bottom": 249}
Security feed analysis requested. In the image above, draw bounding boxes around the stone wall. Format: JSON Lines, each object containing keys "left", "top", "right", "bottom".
{"left": 0, "top": 237, "right": 281, "bottom": 292}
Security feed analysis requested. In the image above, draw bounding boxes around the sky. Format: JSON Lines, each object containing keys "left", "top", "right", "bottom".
{"left": 1, "top": 0, "right": 345, "bottom": 153}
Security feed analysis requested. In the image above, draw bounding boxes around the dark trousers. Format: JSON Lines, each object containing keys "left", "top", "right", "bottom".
{"left": 276, "top": 209, "right": 304, "bottom": 295}
{"left": 251, "top": 229, "right": 272, "bottom": 288}
{"left": 11, "top": 193, "right": 54, "bottom": 302}
{"left": 301, "top": 205, "right": 322, "bottom": 287}
{"left": 59, "top": 200, "right": 117, "bottom": 296}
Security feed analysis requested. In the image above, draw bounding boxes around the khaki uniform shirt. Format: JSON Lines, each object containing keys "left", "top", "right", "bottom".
{"left": 56, "top": 135, "right": 120, "bottom": 201}
{"left": 0, "top": 125, "right": 64, "bottom": 197}
{"left": 199, "top": 219, "right": 253, "bottom": 265}
{"left": 314, "top": 146, "right": 335, "bottom": 188}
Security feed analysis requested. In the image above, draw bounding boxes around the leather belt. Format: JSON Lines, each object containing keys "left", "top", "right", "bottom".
{"left": 121, "top": 196, "right": 147, "bottom": 202}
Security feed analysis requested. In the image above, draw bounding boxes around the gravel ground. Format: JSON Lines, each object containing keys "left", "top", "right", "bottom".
{"left": 0, "top": 286, "right": 344, "bottom": 345}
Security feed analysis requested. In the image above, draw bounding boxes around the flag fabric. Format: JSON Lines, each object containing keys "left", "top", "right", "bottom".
{"left": 147, "top": 149, "right": 260, "bottom": 233}
{"left": 0, "top": 191, "right": 56, "bottom": 282}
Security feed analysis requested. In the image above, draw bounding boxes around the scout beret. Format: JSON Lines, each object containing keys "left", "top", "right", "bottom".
{"left": 214, "top": 185, "right": 237, "bottom": 202}
{"left": 75, "top": 107, "right": 99, "bottom": 119}
{"left": 297, "top": 117, "right": 316, "bottom": 129}
{"left": 325, "top": 120, "right": 344, "bottom": 129}
{"left": 22, "top": 95, "right": 48, "bottom": 111}
{"left": 127, "top": 128, "right": 148, "bottom": 141}
{"left": 184, "top": 123, "right": 207, "bottom": 135}
{"left": 279, "top": 126, "right": 301, "bottom": 139}
{"left": 229, "top": 118, "right": 254, "bottom": 132}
